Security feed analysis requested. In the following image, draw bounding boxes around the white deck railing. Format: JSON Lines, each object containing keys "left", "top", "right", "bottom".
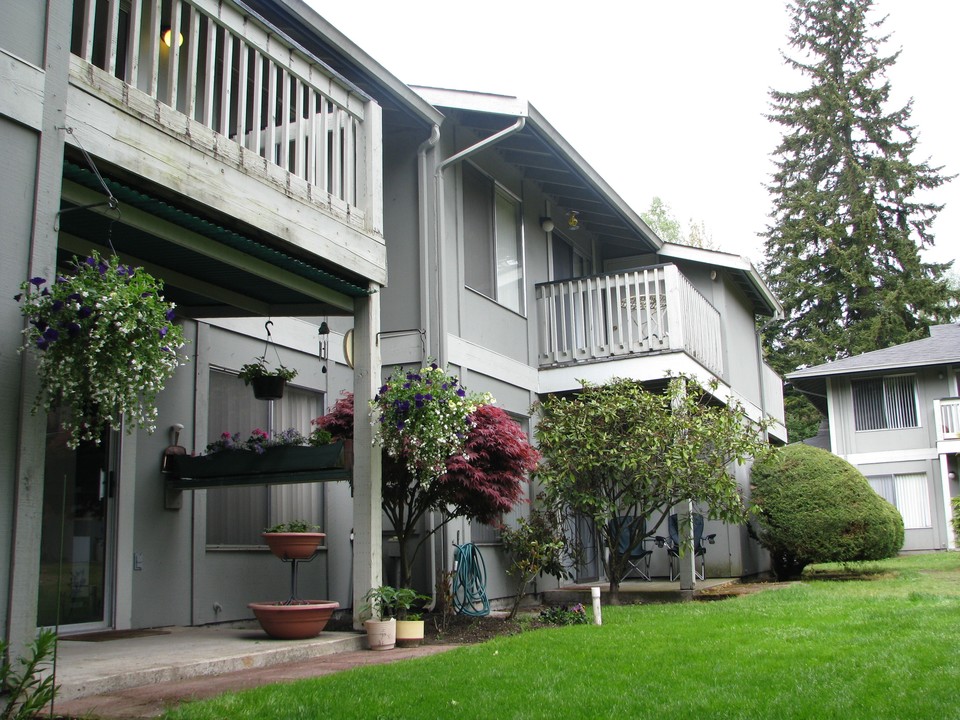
{"left": 934, "top": 398, "right": 960, "bottom": 441}
{"left": 535, "top": 264, "right": 723, "bottom": 375}
{"left": 71, "top": 0, "right": 372, "bottom": 221}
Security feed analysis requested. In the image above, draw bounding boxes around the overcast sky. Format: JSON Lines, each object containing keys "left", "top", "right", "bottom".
{"left": 310, "top": 0, "right": 958, "bottom": 268}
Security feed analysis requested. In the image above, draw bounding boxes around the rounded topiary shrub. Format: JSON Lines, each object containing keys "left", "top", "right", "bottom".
{"left": 751, "top": 443, "right": 904, "bottom": 579}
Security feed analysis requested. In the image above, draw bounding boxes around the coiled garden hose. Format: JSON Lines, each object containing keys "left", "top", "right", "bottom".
{"left": 452, "top": 542, "right": 490, "bottom": 616}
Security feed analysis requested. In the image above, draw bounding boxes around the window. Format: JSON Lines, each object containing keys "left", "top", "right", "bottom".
{"left": 851, "top": 375, "right": 919, "bottom": 431}
{"left": 205, "top": 370, "right": 324, "bottom": 546}
{"left": 463, "top": 163, "right": 524, "bottom": 314}
{"left": 867, "top": 473, "right": 931, "bottom": 529}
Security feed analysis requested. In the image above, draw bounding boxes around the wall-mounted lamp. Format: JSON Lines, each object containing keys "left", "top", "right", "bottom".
{"left": 567, "top": 210, "right": 581, "bottom": 231}
{"left": 540, "top": 217, "right": 555, "bottom": 233}
{"left": 162, "top": 27, "right": 184, "bottom": 48}
{"left": 318, "top": 321, "right": 330, "bottom": 373}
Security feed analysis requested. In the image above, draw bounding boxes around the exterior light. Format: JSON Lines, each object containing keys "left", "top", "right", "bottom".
{"left": 540, "top": 217, "right": 555, "bottom": 233}
{"left": 162, "top": 28, "right": 184, "bottom": 48}
{"left": 567, "top": 210, "right": 580, "bottom": 231}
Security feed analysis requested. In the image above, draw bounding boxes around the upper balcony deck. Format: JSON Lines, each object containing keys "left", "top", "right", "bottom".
{"left": 67, "top": 0, "right": 384, "bottom": 283}
{"left": 535, "top": 264, "right": 724, "bottom": 376}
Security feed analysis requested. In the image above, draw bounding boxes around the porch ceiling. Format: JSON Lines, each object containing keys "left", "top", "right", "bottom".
{"left": 58, "top": 163, "right": 371, "bottom": 319}
{"left": 462, "top": 108, "right": 658, "bottom": 250}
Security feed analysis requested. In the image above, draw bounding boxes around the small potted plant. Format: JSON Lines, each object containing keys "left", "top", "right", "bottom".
{"left": 361, "top": 586, "right": 399, "bottom": 651}
{"left": 238, "top": 356, "right": 298, "bottom": 400}
{"left": 393, "top": 588, "right": 430, "bottom": 648}
{"left": 261, "top": 521, "right": 325, "bottom": 560}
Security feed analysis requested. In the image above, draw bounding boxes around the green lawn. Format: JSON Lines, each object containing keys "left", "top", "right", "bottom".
{"left": 165, "top": 554, "right": 960, "bottom": 720}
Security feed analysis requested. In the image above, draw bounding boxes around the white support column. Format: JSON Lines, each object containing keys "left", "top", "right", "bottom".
{"left": 940, "top": 453, "right": 955, "bottom": 550}
{"left": 676, "top": 500, "right": 696, "bottom": 600}
{"left": 7, "top": 0, "right": 71, "bottom": 657}
{"left": 351, "top": 285, "right": 382, "bottom": 628}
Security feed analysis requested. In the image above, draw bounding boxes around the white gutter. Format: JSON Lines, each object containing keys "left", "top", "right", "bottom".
{"left": 434, "top": 117, "right": 526, "bottom": 366}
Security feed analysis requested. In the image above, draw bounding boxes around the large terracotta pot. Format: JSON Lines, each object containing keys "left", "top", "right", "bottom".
{"left": 261, "top": 532, "right": 325, "bottom": 560}
{"left": 248, "top": 600, "right": 339, "bottom": 639}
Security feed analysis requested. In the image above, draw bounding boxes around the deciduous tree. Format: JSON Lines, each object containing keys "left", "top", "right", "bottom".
{"left": 533, "top": 375, "right": 771, "bottom": 602}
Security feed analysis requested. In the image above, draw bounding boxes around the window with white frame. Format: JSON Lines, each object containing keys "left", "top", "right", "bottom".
{"left": 867, "top": 472, "right": 931, "bottom": 529}
{"left": 205, "top": 370, "right": 324, "bottom": 546}
{"left": 463, "top": 163, "right": 525, "bottom": 314}
{"left": 851, "top": 375, "right": 919, "bottom": 431}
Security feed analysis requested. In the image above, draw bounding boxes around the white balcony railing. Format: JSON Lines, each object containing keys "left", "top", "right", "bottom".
{"left": 71, "top": 0, "right": 373, "bottom": 222}
{"left": 935, "top": 398, "right": 960, "bottom": 441}
{"left": 535, "top": 264, "right": 723, "bottom": 375}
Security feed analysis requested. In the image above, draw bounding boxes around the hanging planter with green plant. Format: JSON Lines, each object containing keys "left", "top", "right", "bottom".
{"left": 239, "top": 321, "right": 298, "bottom": 400}
{"left": 14, "top": 251, "right": 187, "bottom": 448}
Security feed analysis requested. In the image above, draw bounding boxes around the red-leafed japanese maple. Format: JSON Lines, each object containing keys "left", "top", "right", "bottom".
{"left": 442, "top": 404, "right": 538, "bottom": 524}
{"left": 312, "top": 388, "right": 537, "bottom": 586}
{"left": 311, "top": 390, "right": 354, "bottom": 441}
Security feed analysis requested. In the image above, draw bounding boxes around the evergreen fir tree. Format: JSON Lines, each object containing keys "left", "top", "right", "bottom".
{"left": 762, "top": 0, "right": 957, "bottom": 393}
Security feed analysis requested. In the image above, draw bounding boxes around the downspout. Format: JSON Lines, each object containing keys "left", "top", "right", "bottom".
{"left": 418, "top": 124, "right": 441, "bottom": 360}
{"left": 434, "top": 117, "right": 526, "bottom": 367}
{"left": 418, "top": 124, "right": 441, "bottom": 610}
{"left": 428, "top": 116, "right": 526, "bottom": 608}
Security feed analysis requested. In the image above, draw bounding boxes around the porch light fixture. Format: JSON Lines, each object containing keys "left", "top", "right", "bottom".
{"left": 162, "top": 27, "right": 184, "bottom": 48}
{"left": 540, "top": 217, "right": 555, "bottom": 233}
{"left": 567, "top": 210, "right": 581, "bottom": 231}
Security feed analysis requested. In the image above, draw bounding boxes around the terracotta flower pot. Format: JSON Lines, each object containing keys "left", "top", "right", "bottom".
{"left": 261, "top": 532, "right": 325, "bottom": 560}
{"left": 248, "top": 600, "right": 339, "bottom": 639}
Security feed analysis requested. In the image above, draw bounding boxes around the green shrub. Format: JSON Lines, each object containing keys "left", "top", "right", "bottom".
{"left": 750, "top": 444, "right": 904, "bottom": 579}
{"left": 1, "top": 629, "right": 58, "bottom": 720}
{"left": 952, "top": 497, "right": 960, "bottom": 542}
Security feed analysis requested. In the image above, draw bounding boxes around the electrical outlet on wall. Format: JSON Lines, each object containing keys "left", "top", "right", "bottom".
{"left": 133, "top": 552, "right": 144, "bottom": 571}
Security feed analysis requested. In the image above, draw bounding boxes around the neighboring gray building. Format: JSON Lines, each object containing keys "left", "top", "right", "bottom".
{"left": 788, "top": 324, "right": 960, "bottom": 552}
{"left": 2, "top": 0, "right": 786, "bottom": 652}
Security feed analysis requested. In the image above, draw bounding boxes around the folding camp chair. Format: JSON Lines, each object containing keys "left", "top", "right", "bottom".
{"left": 655, "top": 513, "right": 716, "bottom": 581}
{"left": 609, "top": 516, "right": 652, "bottom": 581}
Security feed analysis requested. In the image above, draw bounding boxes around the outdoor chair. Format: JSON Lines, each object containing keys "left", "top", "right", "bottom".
{"left": 655, "top": 513, "right": 716, "bottom": 581}
{"left": 609, "top": 516, "right": 652, "bottom": 581}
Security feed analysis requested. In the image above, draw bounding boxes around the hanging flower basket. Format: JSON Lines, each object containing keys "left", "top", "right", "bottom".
{"left": 14, "top": 251, "right": 187, "bottom": 447}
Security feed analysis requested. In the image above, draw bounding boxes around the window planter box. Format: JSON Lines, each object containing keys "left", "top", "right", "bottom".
{"left": 168, "top": 441, "right": 351, "bottom": 489}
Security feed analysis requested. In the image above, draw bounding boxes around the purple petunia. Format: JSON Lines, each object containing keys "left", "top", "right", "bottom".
{"left": 159, "top": 326, "right": 169, "bottom": 338}
{"left": 165, "top": 308, "right": 176, "bottom": 321}
{"left": 67, "top": 322, "right": 81, "bottom": 337}
{"left": 78, "top": 306, "right": 93, "bottom": 319}
{"left": 29, "top": 277, "right": 46, "bottom": 287}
